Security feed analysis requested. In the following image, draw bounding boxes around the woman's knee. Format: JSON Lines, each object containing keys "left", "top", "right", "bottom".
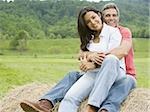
{"left": 63, "top": 93, "right": 81, "bottom": 106}
{"left": 103, "top": 54, "right": 119, "bottom": 64}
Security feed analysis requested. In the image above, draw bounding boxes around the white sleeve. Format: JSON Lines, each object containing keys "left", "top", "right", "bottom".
{"left": 108, "top": 28, "right": 122, "bottom": 51}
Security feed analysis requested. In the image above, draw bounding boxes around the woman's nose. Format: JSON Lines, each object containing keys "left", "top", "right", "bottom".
{"left": 90, "top": 19, "right": 95, "bottom": 24}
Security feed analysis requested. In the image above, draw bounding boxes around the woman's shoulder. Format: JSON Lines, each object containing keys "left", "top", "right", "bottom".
{"left": 104, "top": 23, "right": 119, "bottom": 32}
{"left": 101, "top": 23, "right": 120, "bottom": 38}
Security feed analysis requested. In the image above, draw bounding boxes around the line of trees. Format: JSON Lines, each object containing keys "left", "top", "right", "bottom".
{"left": 0, "top": 0, "right": 149, "bottom": 40}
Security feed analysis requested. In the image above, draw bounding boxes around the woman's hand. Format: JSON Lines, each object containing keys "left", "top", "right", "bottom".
{"left": 80, "top": 54, "right": 96, "bottom": 72}
{"left": 80, "top": 61, "right": 96, "bottom": 72}
{"left": 87, "top": 52, "right": 106, "bottom": 65}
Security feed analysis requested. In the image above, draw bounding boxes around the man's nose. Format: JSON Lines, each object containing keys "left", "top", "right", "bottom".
{"left": 109, "top": 15, "right": 114, "bottom": 20}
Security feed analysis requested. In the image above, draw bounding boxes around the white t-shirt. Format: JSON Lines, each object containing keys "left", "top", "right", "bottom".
{"left": 87, "top": 23, "right": 125, "bottom": 70}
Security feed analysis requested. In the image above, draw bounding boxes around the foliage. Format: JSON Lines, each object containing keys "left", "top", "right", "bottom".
{"left": 114, "top": 0, "right": 149, "bottom": 38}
{"left": 0, "top": 0, "right": 149, "bottom": 39}
{"left": 9, "top": 30, "right": 29, "bottom": 51}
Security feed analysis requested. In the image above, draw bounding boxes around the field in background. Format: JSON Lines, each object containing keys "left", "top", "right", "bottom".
{"left": 0, "top": 38, "right": 149, "bottom": 99}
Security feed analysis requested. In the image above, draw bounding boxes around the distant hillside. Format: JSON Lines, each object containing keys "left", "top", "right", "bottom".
{"left": 115, "top": 0, "right": 149, "bottom": 38}
{"left": 0, "top": 0, "right": 149, "bottom": 39}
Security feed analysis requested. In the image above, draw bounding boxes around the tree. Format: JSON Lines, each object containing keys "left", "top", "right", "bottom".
{"left": 0, "top": 0, "right": 149, "bottom": 39}
{"left": 9, "top": 30, "right": 29, "bottom": 52}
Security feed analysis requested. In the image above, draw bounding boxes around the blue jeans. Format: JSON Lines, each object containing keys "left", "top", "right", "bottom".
{"left": 99, "top": 75, "right": 136, "bottom": 112}
{"left": 58, "top": 55, "right": 126, "bottom": 112}
{"left": 40, "top": 62, "right": 136, "bottom": 112}
{"left": 40, "top": 71, "right": 82, "bottom": 106}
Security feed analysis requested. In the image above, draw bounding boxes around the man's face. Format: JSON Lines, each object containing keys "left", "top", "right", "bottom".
{"left": 102, "top": 8, "right": 119, "bottom": 27}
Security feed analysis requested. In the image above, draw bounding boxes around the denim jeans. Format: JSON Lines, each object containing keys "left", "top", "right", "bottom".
{"left": 40, "top": 59, "right": 136, "bottom": 112}
{"left": 40, "top": 71, "right": 82, "bottom": 106}
{"left": 58, "top": 55, "right": 126, "bottom": 112}
{"left": 99, "top": 75, "right": 136, "bottom": 112}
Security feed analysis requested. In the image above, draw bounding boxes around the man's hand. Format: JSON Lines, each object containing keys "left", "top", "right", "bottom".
{"left": 87, "top": 52, "right": 106, "bottom": 65}
{"left": 80, "top": 54, "right": 96, "bottom": 72}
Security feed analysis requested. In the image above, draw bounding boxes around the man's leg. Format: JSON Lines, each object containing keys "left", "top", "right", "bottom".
{"left": 98, "top": 75, "right": 136, "bottom": 112}
{"left": 40, "top": 71, "right": 82, "bottom": 105}
{"left": 20, "top": 71, "right": 82, "bottom": 112}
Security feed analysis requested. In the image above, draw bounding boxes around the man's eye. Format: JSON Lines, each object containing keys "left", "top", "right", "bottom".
{"left": 105, "top": 14, "right": 110, "bottom": 17}
{"left": 113, "top": 14, "right": 117, "bottom": 17}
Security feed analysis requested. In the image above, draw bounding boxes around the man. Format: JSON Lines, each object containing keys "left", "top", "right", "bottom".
{"left": 82, "top": 3, "right": 136, "bottom": 112}
{"left": 20, "top": 3, "right": 136, "bottom": 112}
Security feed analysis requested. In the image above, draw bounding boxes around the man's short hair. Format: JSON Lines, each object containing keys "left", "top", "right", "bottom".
{"left": 101, "top": 3, "right": 120, "bottom": 17}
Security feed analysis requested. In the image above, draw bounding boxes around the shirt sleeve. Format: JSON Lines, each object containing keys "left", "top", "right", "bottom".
{"left": 119, "top": 27, "right": 132, "bottom": 41}
{"left": 108, "top": 28, "right": 122, "bottom": 51}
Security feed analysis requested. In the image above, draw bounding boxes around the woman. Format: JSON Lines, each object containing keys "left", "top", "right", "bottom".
{"left": 58, "top": 7, "right": 126, "bottom": 112}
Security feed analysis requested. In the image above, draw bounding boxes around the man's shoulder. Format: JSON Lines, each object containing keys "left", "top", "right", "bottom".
{"left": 118, "top": 25, "right": 132, "bottom": 39}
{"left": 118, "top": 25, "right": 131, "bottom": 33}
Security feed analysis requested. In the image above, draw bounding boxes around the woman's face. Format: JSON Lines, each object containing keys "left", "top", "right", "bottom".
{"left": 84, "top": 11, "right": 102, "bottom": 32}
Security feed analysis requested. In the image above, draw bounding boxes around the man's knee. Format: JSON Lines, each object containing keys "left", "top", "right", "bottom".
{"left": 67, "top": 71, "right": 81, "bottom": 81}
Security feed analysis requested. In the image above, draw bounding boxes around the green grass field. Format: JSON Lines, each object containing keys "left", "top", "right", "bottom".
{"left": 0, "top": 38, "right": 149, "bottom": 99}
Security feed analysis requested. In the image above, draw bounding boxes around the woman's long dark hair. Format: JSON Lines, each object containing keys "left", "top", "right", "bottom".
{"left": 77, "top": 7, "right": 102, "bottom": 51}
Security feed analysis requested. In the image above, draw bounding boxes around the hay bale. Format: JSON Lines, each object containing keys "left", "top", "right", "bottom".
{"left": 0, "top": 83, "right": 51, "bottom": 112}
{"left": 78, "top": 88, "right": 150, "bottom": 112}
{"left": 0, "top": 83, "right": 149, "bottom": 112}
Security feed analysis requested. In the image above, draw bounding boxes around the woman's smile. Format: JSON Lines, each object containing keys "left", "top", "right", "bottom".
{"left": 84, "top": 11, "right": 102, "bottom": 31}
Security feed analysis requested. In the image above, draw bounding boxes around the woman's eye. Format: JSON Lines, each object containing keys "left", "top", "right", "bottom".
{"left": 92, "top": 16, "right": 95, "bottom": 19}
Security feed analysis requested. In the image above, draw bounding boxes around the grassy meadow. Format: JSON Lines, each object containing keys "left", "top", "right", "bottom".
{"left": 0, "top": 38, "right": 149, "bottom": 99}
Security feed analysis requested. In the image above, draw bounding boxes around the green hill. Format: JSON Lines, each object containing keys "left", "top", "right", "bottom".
{"left": 0, "top": 0, "right": 149, "bottom": 39}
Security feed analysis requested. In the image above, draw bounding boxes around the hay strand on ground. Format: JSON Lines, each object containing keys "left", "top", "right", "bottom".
{"left": 0, "top": 83, "right": 149, "bottom": 112}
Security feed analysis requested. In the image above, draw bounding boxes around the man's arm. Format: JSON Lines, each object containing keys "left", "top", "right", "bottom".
{"left": 108, "top": 38, "right": 132, "bottom": 59}
{"left": 109, "top": 27, "right": 132, "bottom": 59}
{"left": 79, "top": 27, "right": 132, "bottom": 65}
{"left": 79, "top": 38, "right": 132, "bottom": 66}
